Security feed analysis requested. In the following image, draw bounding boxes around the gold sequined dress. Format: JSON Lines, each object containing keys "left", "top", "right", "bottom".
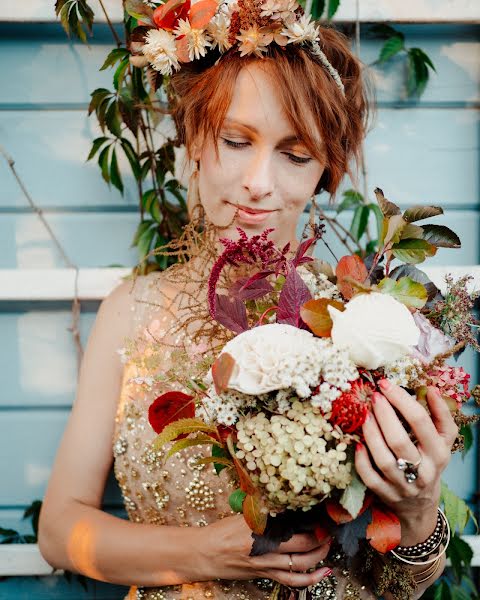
{"left": 112, "top": 271, "right": 377, "bottom": 600}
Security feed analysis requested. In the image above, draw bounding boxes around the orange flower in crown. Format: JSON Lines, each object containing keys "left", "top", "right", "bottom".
{"left": 137, "top": 0, "right": 345, "bottom": 94}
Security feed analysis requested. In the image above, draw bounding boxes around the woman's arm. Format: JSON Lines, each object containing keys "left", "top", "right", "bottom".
{"left": 356, "top": 380, "right": 458, "bottom": 598}
{"left": 38, "top": 279, "right": 332, "bottom": 588}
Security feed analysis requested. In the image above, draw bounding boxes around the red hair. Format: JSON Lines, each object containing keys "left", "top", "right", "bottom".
{"left": 168, "top": 26, "right": 372, "bottom": 197}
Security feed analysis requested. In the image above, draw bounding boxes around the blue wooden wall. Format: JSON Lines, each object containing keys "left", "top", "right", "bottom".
{"left": 0, "top": 21, "right": 478, "bottom": 599}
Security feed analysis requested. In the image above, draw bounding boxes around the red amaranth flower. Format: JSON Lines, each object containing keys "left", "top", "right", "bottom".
{"left": 330, "top": 379, "right": 374, "bottom": 433}
{"left": 208, "top": 228, "right": 286, "bottom": 317}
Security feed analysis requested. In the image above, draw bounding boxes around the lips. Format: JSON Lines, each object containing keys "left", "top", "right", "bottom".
{"left": 229, "top": 203, "right": 275, "bottom": 215}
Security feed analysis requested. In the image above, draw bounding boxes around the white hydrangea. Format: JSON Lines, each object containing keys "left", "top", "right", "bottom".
{"left": 235, "top": 401, "right": 352, "bottom": 512}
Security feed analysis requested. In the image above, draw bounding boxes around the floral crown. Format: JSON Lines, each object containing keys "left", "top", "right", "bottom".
{"left": 138, "top": 0, "right": 345, "bottom": 95}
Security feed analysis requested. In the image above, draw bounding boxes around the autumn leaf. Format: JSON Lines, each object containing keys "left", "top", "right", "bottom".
{"left": 227, "top": 436, "right": 257, "bottom": 495}
{"left": 166, "top": 433, "right": 223, "bottom": 458}
{"left": 336, "top": 255, "right": 369, "bottom": 300}
{"left": 377, "top": 276, "right": 428, "bottom": 309}
{"left": 277, "top": 268, "right": 312, "bottom": 326}
{"left": 153, "top": 0, "right": 191, "bottom": 30}
{"left": 243, "top": 494, "right": 268, "bottom": 535}
{"left": 189, "top": 0, "right": 218, "bottom": 29}
{"left": 152, "top": 418, "right": 217, "bottom": 451}
{"left": 366, "top": 506, "right": 401, "bottom": 553}
{"left": 300, "top": 298, "right": 345, "bottom": 337}
{"left": 211, "top": 352, "right": 235, "bottom": 394}
{"left": 374, "top": 188, "right": 401, "bottom": 217}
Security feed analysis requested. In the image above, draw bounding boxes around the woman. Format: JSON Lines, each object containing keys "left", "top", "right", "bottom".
{"left": 38, "top": 2, "right": 457, "bottom": 598}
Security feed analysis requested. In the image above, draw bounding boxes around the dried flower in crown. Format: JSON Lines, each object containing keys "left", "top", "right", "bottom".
{"left": 135, "top": 0, "right": 345, "bottom": 94}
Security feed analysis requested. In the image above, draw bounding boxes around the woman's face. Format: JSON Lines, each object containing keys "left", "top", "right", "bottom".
{"left": 194, "top": 62, "right": 326, "bottom": 248}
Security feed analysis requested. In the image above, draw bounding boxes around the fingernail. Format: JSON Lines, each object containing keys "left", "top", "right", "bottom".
{"left": 356, "top": 441, "right": 363, "bottom": 452}
{"left": 320, "top": 567, "right": 333, "bottom": 579}
{"left": 378, "top": 379, "right": 389, "bottom": 390}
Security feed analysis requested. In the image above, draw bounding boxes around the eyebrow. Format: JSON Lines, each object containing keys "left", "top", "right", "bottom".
{"left": 223, "top": 118, "right": 300, "bottom": 145}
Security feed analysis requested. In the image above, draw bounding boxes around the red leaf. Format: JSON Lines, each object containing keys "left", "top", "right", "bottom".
{"left": 215, "top": 293, "right": 248, "bottom": 334}
{"left": 336, "top": 255, "right": 369, "bottom": 300}
{"left": 300, "top": 298, "right": 345, "bottom": 337}
{"left": 366, "top": 506, "right": 401, "bottom": 553}
{"left": 243, "top": 494, "right": 268, "bottom": 535}
{"left": 277, "top": 268, "right": 312, "bottom": 327}
{"left": 326, "top": 493, "right": 373, "bottom": 524}
{"left": 153, "top": 0, "right": 191, "bottom": 30}
{"left": 292, "top": 237, "right": 315, "bottom": 266}
{"left": 211, "top": 352, "right": 235, "bottom": 395}
{"left": 148, "top": 391, "right": 195, "bottom": 436}
{"left": 229, "top": 274, "right": 274, "bottom": 301}
{"left": 189, "top": 0, "right": 218, "bottom": 29}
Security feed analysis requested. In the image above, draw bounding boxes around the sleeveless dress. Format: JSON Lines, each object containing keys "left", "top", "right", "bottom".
{"left": 112, "top": 272, "right": 376, "bottom": 600}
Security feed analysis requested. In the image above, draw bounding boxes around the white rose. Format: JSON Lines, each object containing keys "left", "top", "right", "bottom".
{"left": 327, "top": 292, "right": 420, "bottom": 369}
{"left": 208, "top": 323, "right": 326, "bottom": 396}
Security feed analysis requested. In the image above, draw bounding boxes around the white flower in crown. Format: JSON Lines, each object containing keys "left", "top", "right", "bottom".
{"left": 142, "top": 29, "right": 180, "bottom": 75}
{"left": 282, "top": 13, "right": 319, "bottom": 44}
{"left": 207, "top": 12, "right": 233, "bottom": 52}
{"left": 236, "top": 25, "right": 273, "bottom": 57}
{"left": 260, "top": 0, "right": 298, "bottom": 24}
{"left": 174, "top": 18, "right": 213, "bottom": 61}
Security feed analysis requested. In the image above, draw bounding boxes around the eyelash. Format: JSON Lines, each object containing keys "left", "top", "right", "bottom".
{"left": 221, "top": 138, "right": 312, "bottom": 165}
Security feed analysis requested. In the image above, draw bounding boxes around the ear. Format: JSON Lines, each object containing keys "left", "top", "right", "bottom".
{"left": 190, "top": 133, "right": 204, "bottom": 162}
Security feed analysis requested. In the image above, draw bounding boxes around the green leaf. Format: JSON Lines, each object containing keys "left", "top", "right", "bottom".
{"left": 433, "top": 581, "right": 451, "bottom": 600}
{"left": 366, "top": 24, "right": 399, "bottom": 39}
{"left": 137, "top": 224, "right": 156, "bottom": 259}
{"left": 422, "top": 224, "right": 461, "bottom": 249}
{"left": 229, "top": 489, "right": 247, "bottom": 513}
{"left": 403, "top": 205, "right": 443, "bottom": 223}
{"left": 407, "top": 48, "right": 435, "bottom": 97}
{"left": 327, "top": 0, "right": 340, "bottom": 19}
{"left": 391, "top": 239, "right": 437, "bottom": 265}
{"left": 109, "top": 148, "right": 124, "bottom": 194}
{"left": 350, "top": 205, "right": 370, "bottom": 242}
{"left": 98, "top": 144, "right": 111, "bottom": 184}
{"left": 131, "top": 219, "right": 154, "bottom": 247}
{"left": 337, "top": 189, "right": 363, "bottom": 213}
{"left": 100, "top": 48, "right": 129, "bottom": 71}
{"left": 87, "top": 136, "right": 109, "bottom": 161}
{"left": 212, "top": 444, "right": 230, "bottom": 474}
{"left": 120, "top": 138, "right": 141, "bottom": 179}
{"left": 105, "top": 100, "right": 122, "bottom": 138}
{"left": 441, "top": 481, "right": 472, "bottom": 534}
{"left": 377, "top": 276, "right": 428, "bottom": 309}
{"left": 339, "top": 469, "right": 367, "bottom": 519}
{"left": 125, "top": 0, "right": 154, "bottom": 22}
{"left": 194, "top": 456, "right": 234, "bottom": 468}
{"left": 400, "top": 223, "right": 424, "bottom": 240}
{"left": 166, "top": 434, "right": 222, "bottom": 459}
{"left": 447, "top": 533, "right": 474, "bottom": 582}
{"left": 311, "top": 0, "right": 326, "bottom": 19}
{"left": 113, "top": 56, "right": 130, "bottom": 91}
{"left": 152, "top": 418, "right": 217, "bottom": 452}
{"left": 460, "top": 424, "right": 474, "bottom": 457}
{"left": 88, "top": 88, "right": 111, "bottom": 115}
{"left": 368, "top": 203, "right": 384, "bottom": 242}
{"left": 382, "top": 214, "right": 407, "bottom": 246}
{"left": 378, "top": 34, "right": 405, "bottom": 63}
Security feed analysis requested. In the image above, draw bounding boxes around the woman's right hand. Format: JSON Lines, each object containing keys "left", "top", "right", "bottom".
{"left": 194, "top": 514, "right": 333, "bottom": 588}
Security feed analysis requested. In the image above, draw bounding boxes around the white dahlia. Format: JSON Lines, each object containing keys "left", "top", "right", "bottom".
{"left": 282, "top": 13, "right": 319, "bottom": 44}
{"left": 174, "top": 18, "right": 212, "bottom": 61}
{"left": 142, "top": 29, "right": 180, "bottom": 75}
{"left": 207, "top": 12, "right": 233, "bottom": 52}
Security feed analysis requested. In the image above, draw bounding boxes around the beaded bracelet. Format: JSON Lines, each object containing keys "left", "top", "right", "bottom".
{"left": 394, "top": 510, "right": 444, "bottom": 558}
{"left": 390, "top": 508, "right": 450, "bottom": 566}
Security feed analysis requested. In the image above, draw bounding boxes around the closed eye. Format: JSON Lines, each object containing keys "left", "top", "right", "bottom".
{"left": 221, "top": 138, "right": 312, "bottom": 166}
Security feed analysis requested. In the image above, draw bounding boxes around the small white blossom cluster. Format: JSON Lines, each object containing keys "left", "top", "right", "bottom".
{"left": 297, "top": 265, "right": 341, "bottom": 300}
{"left": 383, "top": 354, "right": 423, "bottom": 388}
{"left": 236, "top": 401, "right": 352, "bottom": 511}
{"left": 198, "top": 386, "right": 260, "bottom": 426}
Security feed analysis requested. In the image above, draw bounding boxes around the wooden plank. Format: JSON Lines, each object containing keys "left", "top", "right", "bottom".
{"left": 1, "top": 0, "right": 479, "bottom": 23}
{"left": 0, "top": 268, "right": 130, "bottom": 300}
{"left": 0, "top": 265, "right": 479, "bottom": 301}
{"left": 1, "top": 108, "right": 478, "bottom": 210}
{"left": 1, "top": 25, "right": 478, "bottom": 106}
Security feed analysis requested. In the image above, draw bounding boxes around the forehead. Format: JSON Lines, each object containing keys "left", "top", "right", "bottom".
{"left": 224, "top": 63, "right": 321, "bottom": 145}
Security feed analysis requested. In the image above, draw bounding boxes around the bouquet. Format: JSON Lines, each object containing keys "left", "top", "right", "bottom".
{"left": 145, "top": 189, "right": 479, "bottom": 597}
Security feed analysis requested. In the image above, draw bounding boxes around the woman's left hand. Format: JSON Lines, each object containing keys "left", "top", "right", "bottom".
{"left": 355, "top": 379, "right": 458, "bottom": 542}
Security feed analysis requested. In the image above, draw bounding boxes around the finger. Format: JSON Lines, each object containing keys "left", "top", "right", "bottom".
{"left": 256, "top": 541, "right": 331, "bottom": 573}
{"left": 426, "top": 386, "right": 458, "bottom": 447}
{"left": 278, "top": 533, "right": 323, "bottom": 554}
{"left": 372, "top": 392, "right": 421, "bottom": 462}
{"left": 264, "top": 565, "right": 332, "bottom": 588}
{"left": 362, "top": 411, "right": 402, "bottom": 481}
{"left": 355, "top": 441, "right": 397, "bottom": 502}
{"left": 378, "top": 379, "right": 439, "bottom": 454}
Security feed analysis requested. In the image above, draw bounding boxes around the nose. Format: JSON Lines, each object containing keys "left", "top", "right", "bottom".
{"left": 242, "top": 148, "right": 274, "bottom": 201}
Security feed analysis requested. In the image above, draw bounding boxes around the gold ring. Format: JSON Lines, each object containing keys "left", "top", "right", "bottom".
{"left": 288, "top": 554, "right": 293, "bottom": 572}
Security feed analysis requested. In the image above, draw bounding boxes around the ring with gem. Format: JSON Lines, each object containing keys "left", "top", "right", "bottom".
{"left": 396, "top": 456, "right": 422, "bottom": 484}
